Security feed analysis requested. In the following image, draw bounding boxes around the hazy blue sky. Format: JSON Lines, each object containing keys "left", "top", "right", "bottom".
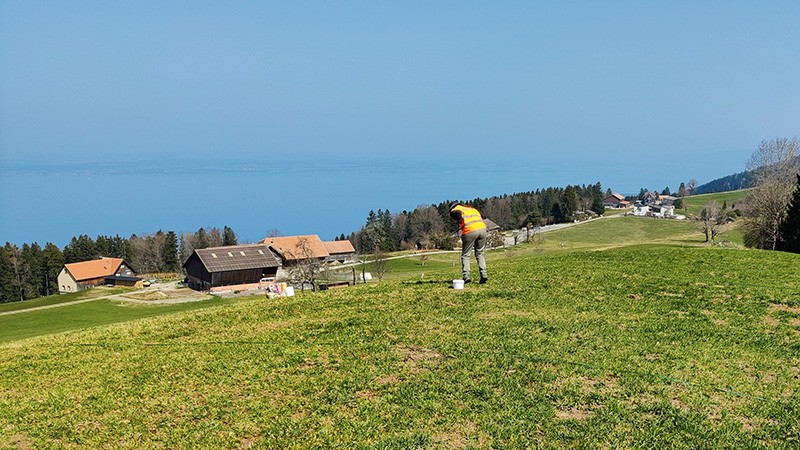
{"left": 2, "top": 1, "right": 798, "bottom": 167}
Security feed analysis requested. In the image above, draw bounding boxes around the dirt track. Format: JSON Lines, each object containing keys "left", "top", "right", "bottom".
{"left": 0, "top": 282, "right": 213, "bottom": 316}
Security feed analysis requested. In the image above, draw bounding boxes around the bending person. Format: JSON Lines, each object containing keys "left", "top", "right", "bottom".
{"left": 449, "top": 202, "right": 488, "bottom": 284}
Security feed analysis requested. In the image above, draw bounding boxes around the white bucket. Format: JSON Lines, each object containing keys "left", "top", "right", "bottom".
{"left": 285, "top": 286, "right": 295, "bottom": 297}
{"left": 453, "top": 279, "right": 465, "bottom": 290}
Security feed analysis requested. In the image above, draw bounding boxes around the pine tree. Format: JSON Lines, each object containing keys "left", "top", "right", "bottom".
{"left": 223, "top": 226, "right": 238, "bottom": 246}
{"left": 0, "top": 244, "right": 17, "bottom": 303}
{"left": 108, "top": 235, "right": 128, "bottom": 259}
{"left": 95, "top": 235, "right": 111, "bottom": 257}
{"left": 777, "top": 174, "right": 800, "bottom": 253}
{"left": 4, "top": 243, "right": 24, "bottom": 302}
{"left": 163, "top": 231, "right": 180, "bottom": 272}
{"left": 20, "top": 243, "right": 42, "bottom": 299}
{"left": 677, "top": 182, "right": 687, "bottom": 197}
{"left": 63, "top": 235, "right": 98, "bottom": 263}
{"left": 41, "top": 243, "right": 64, "bottom": 296}
{"left": 194, "top": 228, "right": 209, "bottom": 249}
{"left": 591, "top": 197, "right": 605, "bottom": 215}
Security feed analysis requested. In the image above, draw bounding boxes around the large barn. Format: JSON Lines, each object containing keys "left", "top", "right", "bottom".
{"left": 183, "top": 244, "right": 281, "bottom": 291}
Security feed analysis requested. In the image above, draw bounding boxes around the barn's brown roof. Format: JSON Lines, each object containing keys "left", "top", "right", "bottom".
{"left": 191, "top": 244, "right": 281, "bottom": 273}
{"left": 483, "top": 218, "right": 501, "bottom": 232}
{"left": 323, "top": 240, "right": 356, "bottom": 255}
{"left": 64, "top": 258, "right": 127, "bottom": 281}
{"left": 259, "top": 235, "right": 330, "bottom": 261}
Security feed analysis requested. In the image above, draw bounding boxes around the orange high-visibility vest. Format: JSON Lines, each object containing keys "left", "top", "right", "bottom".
{"left": 453, "top": 205, "right": 487, "bottom": 235}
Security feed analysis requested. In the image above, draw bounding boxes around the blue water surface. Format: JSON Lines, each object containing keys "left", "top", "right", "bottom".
{"left": 0, "top": 152, "right": 748, "bottom": 247}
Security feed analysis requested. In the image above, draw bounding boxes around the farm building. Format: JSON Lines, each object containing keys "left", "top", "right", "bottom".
{"left": 104, "top": 275, "right": 143, "bottom": 288}
{"left": 603, "top": 193, "right": 630, "bottom": 208}
{"left": 483, "top": 218, "right": 501, "bottom": 232}
{"left": 259, "top": 235, "right": 331, "bottom": 279}
{"left": 58, "top": 257, "right": 138, "bottom": 293}
{"left": 323, "top": 240, "right": 357, "bottom": 263}
{"left": 183, "top": 244, "right": 281, "bottom": 291}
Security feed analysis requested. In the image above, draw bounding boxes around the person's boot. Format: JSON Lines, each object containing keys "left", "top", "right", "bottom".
{"left": 479, "top": 276, "right": 488, "bottom": 284}
{"left": 463, "top": 277, "right": 472, "bottom": 284}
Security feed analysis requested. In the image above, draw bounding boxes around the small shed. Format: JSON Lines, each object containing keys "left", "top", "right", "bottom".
{"left": 104, "top": 275, "right": 143, "bottom": 288}
{"left": 183, "top": 244, "right": 281, "bottom": 291}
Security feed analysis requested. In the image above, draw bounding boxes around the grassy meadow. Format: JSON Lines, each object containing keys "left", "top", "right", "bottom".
{"left": 2, "top": 216, "right": 799, "bottom": 448}
{"left": 680, "top": 190, "right": 750, "bottom": 217}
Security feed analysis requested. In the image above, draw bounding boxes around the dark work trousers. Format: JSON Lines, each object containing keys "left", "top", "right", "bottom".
{"left": 461, "top": 228, "right": 488, "bottom": 280}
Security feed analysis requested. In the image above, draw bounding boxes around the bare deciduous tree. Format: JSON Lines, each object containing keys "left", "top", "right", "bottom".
{"left": 372, "top": 247, "right": 387, "bottom": 280}
{"left": 742, "top": 137, "right": 800, "bottom": 250}
{"left": 748, "top": 137, "right": 800, "bottom": 184}
{"left": 285, "top": 237, "right": 321, "bottom": 291}
{"left": 129, "top": 232, "right": 167, "bottom": 274}
{"left": 698, "top": 201, "right": 725, "bottom": 242}
{"left": 409, "top": 205, "right": 445, "bottom": 249}
{"left": 741, "top": 180, "right": 795, "bottom": 249}
{"left": 483, "top": 198, "right": 513, "bottom": 230}
{"left": 686, "top": 179, "right": 698, "bottom": 196}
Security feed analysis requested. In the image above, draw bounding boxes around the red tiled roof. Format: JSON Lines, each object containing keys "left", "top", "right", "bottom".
{"left": 323, "top": 240, "right": 356, "bottom": 255}
{"left": 259, "top": 235, "right": 330, "bottom": 261}
{"left": 64, "top": 258, "right": 126, "bottom": 281}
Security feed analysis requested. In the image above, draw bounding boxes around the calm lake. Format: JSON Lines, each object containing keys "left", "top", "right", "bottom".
{"left": 0, "top": 152, "right": 748, "bottom": 247}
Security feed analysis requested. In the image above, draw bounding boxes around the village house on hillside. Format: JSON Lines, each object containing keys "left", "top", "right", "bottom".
{"left": 258, "top": 235, "right": 330, "bottom": 280}
{"left": 323, "top": 239, "right": 357, "bottom": 264}
{"left": 183, "top": 244, "right": 281, "bottom": 291}
{"left": 632, "top": 193, "right": 685, "bottom": 219}
{"left": 603, "top": 193, "right": 631, "bottom": 209}
{"left": 58, "top": 257, "right": 139, "bottom": 293}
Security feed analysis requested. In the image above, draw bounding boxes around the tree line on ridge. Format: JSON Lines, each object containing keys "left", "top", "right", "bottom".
{"left": 0, "top": 226, "right": 239, "bottom": 303}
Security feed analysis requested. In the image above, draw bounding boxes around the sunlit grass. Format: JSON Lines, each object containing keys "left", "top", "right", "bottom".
{"left": 681, "top": 190, "right": 750, "bottom": 217}
{"left": 2, "top": 241, "right": 798, "bottom": 448}
{"left": 3, "top": 213, "right": 795, "bottom": 448}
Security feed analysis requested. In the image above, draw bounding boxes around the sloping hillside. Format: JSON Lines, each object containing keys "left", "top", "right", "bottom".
{"left": 2, "top": 226, "right": 798, "bottom": 448}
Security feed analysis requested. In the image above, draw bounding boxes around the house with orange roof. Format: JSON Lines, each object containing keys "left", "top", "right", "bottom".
{"left": 258, "top": 235, "right": 331, "bottom": 280}
{"left": 323, "top": 239, "right": 357, "bottom": 263}
{"left": 603, "top": 193, "right": 631, "bottom": 209}
{"left": 58, "top": 257, "right": 138, "bottom": 293}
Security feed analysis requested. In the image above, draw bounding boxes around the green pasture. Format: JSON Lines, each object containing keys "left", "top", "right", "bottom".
{"left": 681, "top": 190, "right": 750, "bottom": 217}
{"left": 1, "top": 217, "right": 732, "bottom": 344}
{"left": 2, "top": 214, "right": 799, "bottom": 448}
{"left": 0, "top": 297, "right": 232, "bottom": 343}
{"left": 0, "top": 287, "right": 127, "bottom": 314}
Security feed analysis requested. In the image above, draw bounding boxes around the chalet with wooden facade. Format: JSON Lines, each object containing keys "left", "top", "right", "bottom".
{"left": 58, "top": 257, "right": 138, "bottom": 293}
{"left": 183, "top": 244, "right": 281, "bottom": 291}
